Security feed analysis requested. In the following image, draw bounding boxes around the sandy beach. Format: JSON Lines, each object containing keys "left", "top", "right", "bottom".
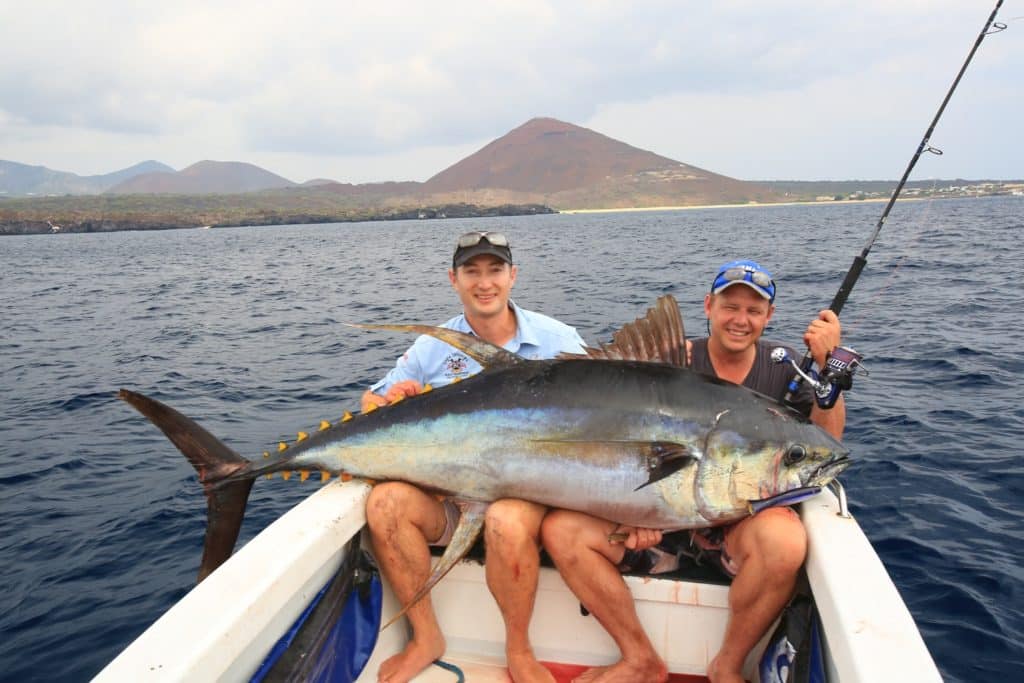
{"left": 559, "top": 196, "right": 915, "bottom": 214}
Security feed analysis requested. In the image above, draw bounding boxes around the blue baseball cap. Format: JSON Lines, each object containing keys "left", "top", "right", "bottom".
{"left": 711, "top": 259, "right": 776, "bottom": 303}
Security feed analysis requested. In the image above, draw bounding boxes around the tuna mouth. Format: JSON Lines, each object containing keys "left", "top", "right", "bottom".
{"left": 811, "top": 454, "right": 851, "bottom": 485}
{"left": 749, "top": 486, "right": 823, "bottom": 514}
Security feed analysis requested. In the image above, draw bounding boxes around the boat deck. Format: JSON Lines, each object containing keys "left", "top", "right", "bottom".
{"left": 410, "top": 654, "right": 707, "bottom": 682}
{"left": 361, "top": 556, "right": 734, "bottom": 682}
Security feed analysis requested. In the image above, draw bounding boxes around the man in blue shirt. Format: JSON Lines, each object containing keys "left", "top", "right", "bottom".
{"left": 362, "top": 231, "right": 586, "bottom": 683}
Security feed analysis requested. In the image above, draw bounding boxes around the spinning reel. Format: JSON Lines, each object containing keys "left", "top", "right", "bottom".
{"left": 773, "top": 346, "right": 866, "bottom": 410}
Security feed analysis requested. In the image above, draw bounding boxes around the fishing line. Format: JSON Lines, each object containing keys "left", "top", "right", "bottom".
{"left": 783, "top": 0, "right": 1007, "bottom": 403}
{"left": 841, "top": 180, "right": 940, "bottom": 336}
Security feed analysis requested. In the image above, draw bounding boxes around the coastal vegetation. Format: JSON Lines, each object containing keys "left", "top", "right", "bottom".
{"left": 0, "top": 191, "right": 553, "bottom": 235}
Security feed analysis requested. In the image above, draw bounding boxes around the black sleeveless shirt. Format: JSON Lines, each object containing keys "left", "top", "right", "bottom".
{"left": 689, "top": 338, "right": 814, "bottom": 418}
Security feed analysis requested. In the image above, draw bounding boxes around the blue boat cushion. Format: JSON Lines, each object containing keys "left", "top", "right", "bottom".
{"left": 251, "top": 539, "right": 383, "bottom": 683}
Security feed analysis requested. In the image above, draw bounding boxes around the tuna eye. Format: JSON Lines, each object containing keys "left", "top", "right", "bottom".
{"left": 785, "top": 445, "right": 807, "bottom": 466}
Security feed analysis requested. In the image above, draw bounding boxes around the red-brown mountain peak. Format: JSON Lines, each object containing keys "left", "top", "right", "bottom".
{"left": 424, "top": 117, "right": 707, "bottom": 194}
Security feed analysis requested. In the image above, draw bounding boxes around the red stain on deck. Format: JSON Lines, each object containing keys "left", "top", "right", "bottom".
{"left": 541, "top": 661, "right": 708, "bottom": 682}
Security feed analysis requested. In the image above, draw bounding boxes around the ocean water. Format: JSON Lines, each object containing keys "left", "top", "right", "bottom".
{"left": 1, "top": 197, "right": 1022, "bottom": 682}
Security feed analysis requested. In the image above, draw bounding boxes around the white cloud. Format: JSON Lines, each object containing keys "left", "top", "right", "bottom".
{"left": 0, "top": 0, "right": 1019, "bottom": 182}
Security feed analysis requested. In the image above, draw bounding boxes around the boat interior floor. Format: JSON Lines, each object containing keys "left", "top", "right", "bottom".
{"left": 411, "top": 653, "right": 709, "bottom": 682}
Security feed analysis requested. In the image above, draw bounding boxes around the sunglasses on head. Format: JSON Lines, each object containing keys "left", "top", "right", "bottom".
{"left": 456, "top": 231, "right": 510, "bottom": 248}
{"left": 717, "top": 266, "right": 773, "bottom": 288}
{"left": 712, "top": 266, "right": 776, "bottom": 300}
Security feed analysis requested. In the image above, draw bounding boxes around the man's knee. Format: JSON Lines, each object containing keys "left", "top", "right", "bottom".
{"left": 540, "top": 509, "right": 573, "bottom": 546}
{"left": 542, "top": 511, "right": 628, "bottom": 568}
{"left": 366, "top": 482, "right": 426, "bottom": 529}
{"left": 740, "top": 508, "right": 807, "bottom": 574}
{"left": 541, "top": 509, "right": 595, "bottom": 562}
{"left": 485, "top": 499, "right": 545, "bottom": 546}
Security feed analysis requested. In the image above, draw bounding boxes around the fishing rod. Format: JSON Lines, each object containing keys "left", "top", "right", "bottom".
{"left": 779, "top": 0, "right": 1007, "bottom": 407}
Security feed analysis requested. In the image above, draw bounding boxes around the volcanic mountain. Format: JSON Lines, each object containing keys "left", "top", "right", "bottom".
{"left": 420, "top": 117, "right": 778, "bottom": 208}
{"left": 4, "top": 118, "right": 781, "bottom": 218}
{"left": 0, "top": 159, "right": 173, "bottom": 196}
{"left": 108, "top": 160, "right": 296, "bottom": 195}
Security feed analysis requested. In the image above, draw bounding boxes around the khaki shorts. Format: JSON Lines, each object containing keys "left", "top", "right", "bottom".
{"left": 429, "top": 498, "right": 460, "bottom": 547}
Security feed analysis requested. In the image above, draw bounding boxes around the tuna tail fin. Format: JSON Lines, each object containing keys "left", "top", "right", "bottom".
{"left": 118, "top": 389, "right": 254, "bottom": 583}
{"left": 381, "top": 500, "right": 488, "bottom": 630}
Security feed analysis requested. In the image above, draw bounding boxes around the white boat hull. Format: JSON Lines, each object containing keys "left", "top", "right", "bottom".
{"left": 95, "top": 481, "right": 940, "bottom": 682}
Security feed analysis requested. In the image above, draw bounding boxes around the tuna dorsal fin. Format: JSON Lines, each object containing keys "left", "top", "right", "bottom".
{"left": 348, "top": 323, "right": 522, "bottom": 369}
{"left": 561, "top": 294, "right": 687, "bottom": 367}
{"left": 380, "top": 500, "right": 488, "bottom": 630}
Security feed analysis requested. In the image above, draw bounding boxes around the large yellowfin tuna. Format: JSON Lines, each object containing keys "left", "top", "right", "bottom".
{"left": 119, "top": 296, "right": 849, "bottom": 619}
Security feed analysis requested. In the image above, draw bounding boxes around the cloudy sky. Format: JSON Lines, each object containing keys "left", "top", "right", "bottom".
{"left": 2, "top": 1, "right": 1020, "bottom": 183}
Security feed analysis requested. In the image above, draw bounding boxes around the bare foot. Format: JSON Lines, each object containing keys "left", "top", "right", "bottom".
{"left": 706, "top": 655, "right": 746, "bottom": 683}
{"left": 507, "top": 650, "right": 556, "bottom": 683}
{"left": 377, "top": 634, "right": 445, "bottom": 683}
{"left": 572, "top": 658, "right": 667, "bottom": 683}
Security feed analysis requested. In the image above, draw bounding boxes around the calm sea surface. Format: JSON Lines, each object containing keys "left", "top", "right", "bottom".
{"left": 2, "top": 197, "right": 1022, "bottom": 682}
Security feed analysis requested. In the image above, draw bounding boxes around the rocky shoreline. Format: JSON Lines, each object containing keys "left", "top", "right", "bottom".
{"left": 0, "top": 203, "right": 555, "bottom": 236}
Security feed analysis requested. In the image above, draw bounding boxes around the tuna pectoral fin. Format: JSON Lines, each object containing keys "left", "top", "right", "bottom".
{"left": 635, "top": 441, "right": 699, "bottom": 491}
{"left": 381, "top": 500, "right": 488, "bottom": 630}
{"left": 118, "top": 389, "right": 253, "bottom": 583}
{"left": 532, "top": 438, "right": 697, "bottom": 491}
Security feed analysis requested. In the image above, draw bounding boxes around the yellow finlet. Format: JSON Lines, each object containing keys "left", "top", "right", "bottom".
{"left": 299, "top": 470, "right": 310, "bottom": 482}
{"left": 321, "top": 471, "right": 330, "bottom": 483}
{"left": 319, "top": 420, "right": 331, "bottom": 431}
{"left": 282, "top": 471, "right": 292, "bottom": 481}
{"left": 341, "top": 473, "right": 353, "bottom": 482}
{"left": 363, "top": 403, "right": 378, "bottom": 414}
{"left": 451, "top": 376, "right": 462, "bottom": 384}
{"left": 389, "top": 394, "right": 405, "bottom": 405}
{"left": 422, "top": 384, "right": 433, "bottom": 393}
{"left": 265, "top": 472, "right": 273, "bottom": 480}
{"left": 278, "top": 442, "right": 288, "bottom": 452}
{"left": 263, "top": 451, "right": 269, "bottom": 459}
{"left": 341, "top": 411, "right": 354, "bottom": 423}
{"left": 297, "top": 431, "right": 309, "bottom": 442}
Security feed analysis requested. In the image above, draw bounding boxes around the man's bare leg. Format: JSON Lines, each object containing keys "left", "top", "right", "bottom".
{"left": 366, "top": 482, "right": 449, "bottom": 683}
{"left": 707, "top": 508, "right": 806, "bottom": 683}
{"left": 484, "top": 499, "right": 555, "bottom": 683}
{"left": 542, "top": 510, "right": 667, "bottom": 683}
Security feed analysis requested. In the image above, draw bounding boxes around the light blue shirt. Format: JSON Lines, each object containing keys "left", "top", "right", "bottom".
{"left": 369, "top": 302, "right": 587, "bottom": 396}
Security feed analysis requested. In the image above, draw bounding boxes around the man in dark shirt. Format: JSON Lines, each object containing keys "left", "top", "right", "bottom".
{"left": 541, "top": 259, "right": 844, "bottom": 683}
